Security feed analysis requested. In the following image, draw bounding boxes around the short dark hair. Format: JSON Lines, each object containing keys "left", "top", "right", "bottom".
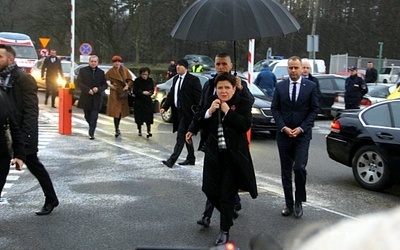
{"left": 139, "top": 67, "right": 151, "bottom": 75}
{"left": 214, "top": 72, "right": 236, "bottom": 87}
{"left": 0, "top": 44, "right": 16, "bottom": 57}
{"left": 215, "top": 52, "right": 231, "bottom": 60}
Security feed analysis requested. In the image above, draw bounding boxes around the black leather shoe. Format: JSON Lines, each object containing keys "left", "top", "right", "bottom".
{"left": 51, "top": 105, "right": 56, "bottom": 108}
{"left": 162, "top": 160, "right": 174, "bottom": 168}
{"left": 281, "top": 207, "right": 293, "bottom": 216}
{"left": 35, "top": 200, "right": 59, "bottom": 216}
{"left": 178, "top": 160, "right": 195, "bottom": 165}
{"left": 146, "top": 133, "right": 152, "bottom": 138}
{"left": 89, "top": 135, "right": 95, "bottom": 140}
{"left": 294, "top": 201, "right": 303, "bottom": 218}
{"left": 115, "top": 129, "right": 121, "bottom": 138}
{"left": 197, "top": 216, "right": 210, "bottom": 228}
{"left": 215, "top": 230, "right": 229, "bottom": 246}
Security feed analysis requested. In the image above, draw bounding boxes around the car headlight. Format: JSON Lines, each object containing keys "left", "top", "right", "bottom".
{"left": 251, "top": 107, "right": 261, "bottom": 114}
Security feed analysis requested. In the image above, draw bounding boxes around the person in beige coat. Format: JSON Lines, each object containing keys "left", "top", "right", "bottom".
{"left": 105, "top": 55, "right": 133, "bottom": 137}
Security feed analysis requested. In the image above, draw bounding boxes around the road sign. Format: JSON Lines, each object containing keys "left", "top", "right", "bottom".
{"left": 79, "top": 43, "right": 92, "bottom": 55}
{"left": 39, "top": 37, "right": 50, "bottom": 48}
{"left": 40, "top": 48, "right": 48, "bottom": 57}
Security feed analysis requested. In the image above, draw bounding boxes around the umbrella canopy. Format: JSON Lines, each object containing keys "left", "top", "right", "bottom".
{"left": 171, "top": 0, "right": 300, "bottom": 42}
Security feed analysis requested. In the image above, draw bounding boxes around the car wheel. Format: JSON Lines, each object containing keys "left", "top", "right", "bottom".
{"left": 352, "top": 145, "right": 393, "bottom": 191}
{"left": 160, "top": 100, "right": 172, "bottom": 123}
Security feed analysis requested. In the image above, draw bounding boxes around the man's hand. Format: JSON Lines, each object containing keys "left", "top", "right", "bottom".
{"left": 160, "top": 108, "right": 165, "bottom": 114}
{"left": 185, "top": 132, "right": 193, "bottom": 144}
{"left": 235, "top": 77, "right": 243, "bottom": 90}
{"left": 11, "top": 158, "right": 23, "bottom": 171}
{"left": 92, "top": 87, "right": 98, "bottom": 93}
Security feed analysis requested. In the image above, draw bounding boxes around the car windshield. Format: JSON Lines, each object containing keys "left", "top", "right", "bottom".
{"left": 14, "top": 45, "right": 37, "bottom": 59}
{"left": 380, "top": 67, "right": 392, "bottom": 74}
{"left": 248, "top": 83, "right": 265, "bottom": 96}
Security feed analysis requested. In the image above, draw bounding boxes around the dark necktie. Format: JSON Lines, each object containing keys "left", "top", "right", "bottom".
{"left": 177, "top": 77, "right": 182, "bottom": 108}
{"left": 292, "top": 82, "right": 297, "bottom": 105}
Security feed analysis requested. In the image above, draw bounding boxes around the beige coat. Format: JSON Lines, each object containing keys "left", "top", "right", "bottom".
{"left": 105, "top": 66, "right": 132, "bottom": 118}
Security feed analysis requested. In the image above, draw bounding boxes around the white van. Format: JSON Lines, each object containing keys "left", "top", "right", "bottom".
{"left": 378, "top": 65, "right": 400, "bottom": 83}
{"left": 0, "top": 32, "right": 38, "bottom": 73}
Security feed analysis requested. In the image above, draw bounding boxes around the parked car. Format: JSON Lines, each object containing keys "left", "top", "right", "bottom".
{"left": 330, "top": 83, "right": 396, "bottom": 117}
{"left": 73, "top": 64, "right": 136, "bottom": 113}
{"left": 277, "top": 74, "right": 346, "bottom": 117}
{"left": 30, "top": 57, "right": 77, "bottom": 90}
{"left": 183, "top": 54, "right": 215, "bottom": 71}
{"left": 378, "top": 65, "right": 400, "bottom": 83}
{"left": 326, "top": 99, "right": 400, "bottom": 191}
{"left": 387, "top": 84, "right": 400, "bottom": 100}
{"left": 152, "top": 73, "right": 277, "bottom": 135}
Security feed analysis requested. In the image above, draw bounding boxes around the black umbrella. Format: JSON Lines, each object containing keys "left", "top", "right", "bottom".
{"left": 171, "top": 0, "right": 300, "bottom": 71}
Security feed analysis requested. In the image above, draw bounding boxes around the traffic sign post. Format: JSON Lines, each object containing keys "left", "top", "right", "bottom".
{"left": 79, "top": 43, "right": 92, "bottom": 55}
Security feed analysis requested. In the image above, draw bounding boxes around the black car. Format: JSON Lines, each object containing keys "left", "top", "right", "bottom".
{"left": 152, "top": 73, "right": 277, "bottom": 135}
{"left": 326, "top": 99, "right": 400, "bottom": 191}
{"left": 72, "top": 64, "right": 136, "bottom": 113}
{"left": 278, "top": 74, "right": 346, "bottom": 117}
{"left": 315, "top": 74, "right": 346, "bottom": 117}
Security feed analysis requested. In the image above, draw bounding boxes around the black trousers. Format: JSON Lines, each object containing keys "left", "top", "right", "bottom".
{"left": 202, "top": 194, "right": 241, "bottom": 218}
{"left": 27, "top": 153, "right": 58, "bottom": 203}
{"left": 169, "top": 117, "right": 195, "bottom": 163}
{"left": 84, "top": 109, "right": 99, "bottom": 136}
{"left": 0, "top": 154, "right": 11, "bottom": 197}
{"left": 277, "top": 134, "right": 309, "bottom": 208}
{"left": 45, "top": 80, "right": 58, "bottom": 106}
{"left": 0, "top": 153, "right": 57, "bottom": 203}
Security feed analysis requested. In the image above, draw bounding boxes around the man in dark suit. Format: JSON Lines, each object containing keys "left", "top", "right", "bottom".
{"left": 41, "top": 49, "right": 63, "bottom": 108}
{"left": 160, "top": 59, "right": 202, "bottom": 168}
{"left": 0, "top": 44, "right": 59, "bottom": 215}
{"left": 77, "top": 55, "right": 108, "bottom": 140}
{"left": 271, "top": 56, "right": 319, "bottom": 218}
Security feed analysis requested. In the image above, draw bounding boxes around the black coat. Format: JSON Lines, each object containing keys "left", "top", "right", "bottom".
{"left": 199, "top": 93, "right": 258, "bottom": 199}
{"left": 162, "top": 73, "right": 202, "bottom": 132}
{"left": 0, "top": 90, "right": 25, "bottom": 161}
{"left": 6, "top": 68, "right": 39, "bottom": 155}
{"left": 77, "top": 66, "right": 108, "bottom": 111}
{"left": 41, "top": 56, "right": 63, "bottom": 83}
{"left": 133, "top": 76, "right": 154, "bottom": 125}
{"left": 345, "top": 75, "right": 368, "bottom": 107}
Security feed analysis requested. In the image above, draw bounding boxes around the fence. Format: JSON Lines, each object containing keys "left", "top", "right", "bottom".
{"left": 329, "top": 54, "right": 400, "bottom": 74}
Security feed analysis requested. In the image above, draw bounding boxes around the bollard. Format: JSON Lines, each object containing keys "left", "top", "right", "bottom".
{"left": 58, "top": 87, "right": 72, "bottom": 135}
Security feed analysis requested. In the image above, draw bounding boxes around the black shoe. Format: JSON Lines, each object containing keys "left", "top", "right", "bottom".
{"left": 138, "top": 132, "right": 142, "bottom": 136}
{"left": 115, "top": 129, "right": 121, "bottom": 138}
{"left": 197, "top": 216, "right": 211, "bottom": 228}
{"left": 146, "top": 132, "right": 152, "bottom": 138}
{"left": 281, "top": 207, "right": 293, "bottom": 216}
{"left": 294, "top": 201, "right": 303, "bottom": 218}
{"left": 51, "top": 105, "right": 56, "bottom": 108}
{"left": 35, "top": 199, "right": 59, "bottom": 216}
{"left": 89, "top": 135, "right": 95, "bottom": 140}
{"left": 178, "top": 160, "right": 195, "bottom": 165}
{"left": 215, "top": 230, "right": 229, "bottom": 246}
{"left": 162, "top": 159, "right": 174, "bottom": 168}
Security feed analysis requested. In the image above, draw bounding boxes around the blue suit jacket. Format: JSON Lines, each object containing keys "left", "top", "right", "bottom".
{"left": 271, "top": 77, "right": 319, "bottom": 136}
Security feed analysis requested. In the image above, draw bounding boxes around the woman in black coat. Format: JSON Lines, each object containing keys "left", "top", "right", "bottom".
{"left": 198, "top": 72, "right": 258, "bottom": 246}
{"left": 132, "top": 67, "right": 154, "bottom": 138}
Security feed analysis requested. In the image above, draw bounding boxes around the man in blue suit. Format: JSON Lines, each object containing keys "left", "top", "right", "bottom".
{"left": 271, "top": 56, "right": 319, "bottom": 218}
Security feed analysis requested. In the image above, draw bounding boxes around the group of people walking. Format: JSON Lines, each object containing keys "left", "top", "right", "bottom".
{"left": 76, "top": 55, "right": 155, "bottom": 140}
{"left": 2, "top": 45, "right": 322, "bottom": 247}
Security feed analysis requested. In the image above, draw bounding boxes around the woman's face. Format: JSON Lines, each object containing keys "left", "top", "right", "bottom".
{"left": 112, "top": 60, "right": 121, "bottom": 68}
{"left": 216, "top": 80, "right": 236, "bottom": 102}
